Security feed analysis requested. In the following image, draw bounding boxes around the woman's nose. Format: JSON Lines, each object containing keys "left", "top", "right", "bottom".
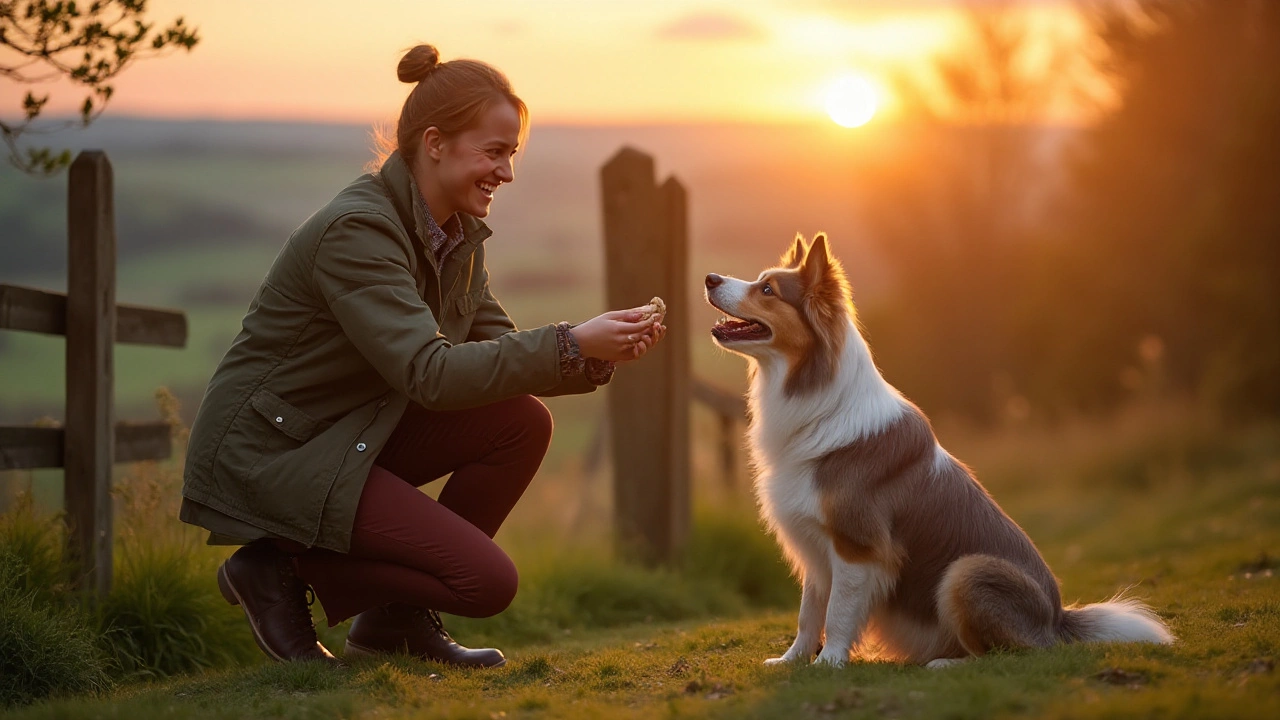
{"left": 705, "top": 273, "right": 724, "bottom": 289}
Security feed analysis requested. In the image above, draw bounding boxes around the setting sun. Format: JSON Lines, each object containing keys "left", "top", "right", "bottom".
{"left": 825, "top": 75, "right": 879, "bottom": 128}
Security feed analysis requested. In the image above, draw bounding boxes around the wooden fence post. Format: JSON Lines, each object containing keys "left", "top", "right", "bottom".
{"left": 601, "top": 147, "right": 690, "bottom": 565}
{"left": 64, "top": 151, "right": 115, "bottom": 594}
{"left": 1, "top": 150, "right": 186, "bottom": 596}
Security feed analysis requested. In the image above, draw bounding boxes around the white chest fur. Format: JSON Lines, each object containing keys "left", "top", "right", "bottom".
{"left": 744, "top": 328, "right": 907, "bottom": 553}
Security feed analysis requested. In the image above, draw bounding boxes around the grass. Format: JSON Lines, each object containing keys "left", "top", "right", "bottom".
{"left": 1, "top": 401, "right": 1276, "bottom": 718}
{"left": 0, "top": 548, "right": 112, "bottom": 708}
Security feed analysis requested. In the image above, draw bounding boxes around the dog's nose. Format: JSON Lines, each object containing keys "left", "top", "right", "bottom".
{"left": 705, "top": 273, "right": 724, "bottom": 289}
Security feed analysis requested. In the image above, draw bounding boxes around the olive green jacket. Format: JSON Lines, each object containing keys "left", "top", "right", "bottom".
{"left": 179, "top": 152, "right": 597, "bottom": 552}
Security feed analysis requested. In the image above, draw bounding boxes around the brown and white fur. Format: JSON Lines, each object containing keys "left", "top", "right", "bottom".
{"left": 704, "top": 233, "right": 1173, "bottom": 668}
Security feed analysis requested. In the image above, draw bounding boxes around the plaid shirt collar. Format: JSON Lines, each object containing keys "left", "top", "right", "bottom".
{"left": 407, "top": 174, "right": 466, "bottom": 263}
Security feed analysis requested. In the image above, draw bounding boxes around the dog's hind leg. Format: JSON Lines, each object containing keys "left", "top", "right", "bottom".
{"left": 935, "top": 554, "right": 1057, "bottom": 658}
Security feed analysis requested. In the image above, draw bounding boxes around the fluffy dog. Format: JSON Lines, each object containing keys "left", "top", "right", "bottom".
{"left": 704, "top": 233, "right": 1173, "bottom": 667}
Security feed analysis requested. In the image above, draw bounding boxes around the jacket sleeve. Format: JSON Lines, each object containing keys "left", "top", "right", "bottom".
{"left": 467, "top": 257, "right": 602, "bottom": 398}
{"left": 466, "top": 265, "right": 518, "bottom": 343}
{"left": 311, "top": 211, "right": 565, "bottom": 411}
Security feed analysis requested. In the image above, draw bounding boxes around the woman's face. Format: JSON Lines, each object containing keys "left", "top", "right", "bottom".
{"left": 430, "top": 100, "right": 521, "bottom": 220}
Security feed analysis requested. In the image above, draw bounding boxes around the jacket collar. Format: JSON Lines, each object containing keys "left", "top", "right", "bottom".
{"left": 378, "top": 151, "right": 493, "bottom": 251}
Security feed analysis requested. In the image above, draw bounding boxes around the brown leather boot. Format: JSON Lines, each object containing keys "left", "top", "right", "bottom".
{"left": 217, "top": 540, "right": 341, "bottom": 665}
{"left": 344, "top": 604, "right": 506, "bottom": 667}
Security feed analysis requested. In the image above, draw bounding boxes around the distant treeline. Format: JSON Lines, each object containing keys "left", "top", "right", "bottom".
{"left": 858, "top": 0, "right": 1279, "bottom": 422}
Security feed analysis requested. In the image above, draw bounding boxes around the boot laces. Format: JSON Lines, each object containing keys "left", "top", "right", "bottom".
{"left": 421, "top": 608, "right": 452, "bottom": 640}
{"left": 277, "top": 557, "right": 318, "bottom": 637}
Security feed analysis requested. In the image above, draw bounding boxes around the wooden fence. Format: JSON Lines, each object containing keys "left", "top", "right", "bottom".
{"left": 0, "top": 151, "right": 187, "bottom": 595}
{"left": 600, "top": 147, "right": 747, "bottom": 565}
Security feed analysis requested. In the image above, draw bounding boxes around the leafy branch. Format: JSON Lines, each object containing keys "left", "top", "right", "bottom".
{"left": 0, "top": 0, "right": 199, "bottom": 175}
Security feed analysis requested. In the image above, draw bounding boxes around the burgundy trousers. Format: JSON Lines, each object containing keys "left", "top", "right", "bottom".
{"left": 292, "top": 395, "right": 552, "bottom": 626}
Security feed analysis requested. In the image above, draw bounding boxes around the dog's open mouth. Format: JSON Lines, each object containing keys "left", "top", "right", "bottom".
{"left": 712, "top": 314, "right": 771, "bottom": 343}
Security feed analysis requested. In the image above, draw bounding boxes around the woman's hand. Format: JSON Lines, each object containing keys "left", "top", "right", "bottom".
{"left": 572, "top": 306, "right": 667, "bottom": 362}
{"left": 625, "top": 316, "right": 666, "bottom": 362}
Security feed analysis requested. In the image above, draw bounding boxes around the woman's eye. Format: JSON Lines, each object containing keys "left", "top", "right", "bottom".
{"left": 761, "top": 284, "right": 773, "bottom": 295}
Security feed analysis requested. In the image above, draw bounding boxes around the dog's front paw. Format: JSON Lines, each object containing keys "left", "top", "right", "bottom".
{"left": 763, "top": 645, "right": 813, "bottom": 665}
{"left": 813, "top": 649, "right": 849, "bottom": 668}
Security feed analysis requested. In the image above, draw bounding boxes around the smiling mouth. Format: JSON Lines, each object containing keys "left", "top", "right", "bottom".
{"left": 711, "top": 313, "right": 771, "bottom": 343}
{"left": 477, "top": 181, "right": 497, "bottom": 198}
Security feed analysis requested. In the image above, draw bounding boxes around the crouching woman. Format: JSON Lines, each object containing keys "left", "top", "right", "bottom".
{"left": 179, "top": 44, "right": 665, "bottom": 667}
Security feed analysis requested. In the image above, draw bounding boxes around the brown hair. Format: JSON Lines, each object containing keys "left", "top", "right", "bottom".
{"left": 370, "top": 44, "right": 528, "bottom": 169}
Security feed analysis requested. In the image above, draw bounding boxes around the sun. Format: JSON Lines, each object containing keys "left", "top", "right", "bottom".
{"left": 825, "top": 75, "right": 878, "bottom": 128}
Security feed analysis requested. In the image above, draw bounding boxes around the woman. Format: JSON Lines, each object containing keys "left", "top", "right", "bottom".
{"left": 179, "top": 44, "right": 665, "bottom": 667}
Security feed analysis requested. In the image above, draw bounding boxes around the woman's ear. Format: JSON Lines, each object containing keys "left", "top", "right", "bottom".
{"left": 422, "top": 127, "right": 444, "bottom": 161}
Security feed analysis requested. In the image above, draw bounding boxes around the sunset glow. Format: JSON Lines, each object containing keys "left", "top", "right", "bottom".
{"left": 825, "top": 75, "right": 878, "bottom": 128}
{"left": 0, "top": 0, "right": 1090, "bottom": 126}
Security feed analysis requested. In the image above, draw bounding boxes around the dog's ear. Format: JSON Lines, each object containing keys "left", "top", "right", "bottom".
{"left": 781, "top": 233, "right": 809, "bottom": 269}
{"left": 802, "top": 233, "right": 830, "bottom": 284}
{"left": 802, "top": 233, "right": 852, "bottom": 304}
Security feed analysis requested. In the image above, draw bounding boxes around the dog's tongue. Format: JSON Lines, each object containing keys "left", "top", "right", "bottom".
{"left": 712, "top": 318, "right": 769, "bottom": 341}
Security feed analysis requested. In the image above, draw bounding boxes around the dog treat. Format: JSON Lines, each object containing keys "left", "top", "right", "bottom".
{"left": 640, "top": 296, "right": 666, "bottom": 323}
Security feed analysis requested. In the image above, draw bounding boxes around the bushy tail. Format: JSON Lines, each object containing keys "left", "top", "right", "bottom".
{"left": 1058, "top": 595, "right": 1174, "bottom": 645}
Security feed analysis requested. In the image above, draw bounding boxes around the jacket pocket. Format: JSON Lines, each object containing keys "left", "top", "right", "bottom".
{"left": 250, "top": 388, "right": 331, "bottom": 443}
{"left": 455, "top": 287, "right": 486, "bottom": 316}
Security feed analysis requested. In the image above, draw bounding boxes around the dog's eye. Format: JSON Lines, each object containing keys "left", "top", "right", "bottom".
{"left": 761, "top": 284, "right": 774, "bottom": 296}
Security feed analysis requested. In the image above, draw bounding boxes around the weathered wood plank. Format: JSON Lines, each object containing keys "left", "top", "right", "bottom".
{"left": 0, "top": 423, "right": 173, "bottom": 471}
{"left": 64, "top": 150, "right": 115, "bottom": 595}
{"left": 718, "top": 412, "right": 738, "bottom": 490}
{"left": 660, "top": 175, "right": 691, "bottom": 559}
{"left": 691, "top": 378, "right": 748, "bottom": 419}
{"left": 0, "top": 284, "right": 187, "bottom": 347}
{"left": 602, "top": 147, "right": 691, "bottom": 566}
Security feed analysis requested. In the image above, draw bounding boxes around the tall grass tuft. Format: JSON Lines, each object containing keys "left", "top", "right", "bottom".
{"left": 680, "top": 507, "right": 795, "bottom": 609}
{"left": 94, "top": 539, "right": 261, "bottom": 679}
{"left": 0, "top": 548, "right": 112, "bottom": 708}
{"left": 0, "top": 389, "right": 260, "bottom": 703}
{"left": 0, "top": 493, "right": 70, "bottom": 604}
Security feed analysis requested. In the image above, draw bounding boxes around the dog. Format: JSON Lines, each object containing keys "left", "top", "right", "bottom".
{"left": 704, "top": 233, "right": 1173, "bottom": 668}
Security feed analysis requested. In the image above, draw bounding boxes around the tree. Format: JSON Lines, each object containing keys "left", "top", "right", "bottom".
{"left": 0, "top": 0, "right": 198, "bottom": 175}
{"left": 853, "top": 2, "right": 1085, "bottom": 421}
{"left": 1043, "top": 0, "right": 1280, "bottom": 414}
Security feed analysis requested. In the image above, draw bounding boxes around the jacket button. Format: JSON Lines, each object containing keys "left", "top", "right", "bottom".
{"left": 275, "top": 416, "right": 284, "bottom": 423}
{"left": 356, "top": 442, "right": 367, "bottom": 452}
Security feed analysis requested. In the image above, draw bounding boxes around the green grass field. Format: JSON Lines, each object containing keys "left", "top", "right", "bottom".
{"left": 3, "top": 404, "right": 1277, "bottom": 719}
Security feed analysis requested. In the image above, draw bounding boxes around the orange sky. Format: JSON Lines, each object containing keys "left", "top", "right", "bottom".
{"left": 2, "top": 0, "right": 1087, "bottom": 126}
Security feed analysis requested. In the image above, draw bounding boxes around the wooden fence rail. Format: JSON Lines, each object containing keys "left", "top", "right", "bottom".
{"left": 0, "top": 151, "right": 187, "bottom": 595}
{"left": 690, "top": 377, "right": 748, "bottom": 490}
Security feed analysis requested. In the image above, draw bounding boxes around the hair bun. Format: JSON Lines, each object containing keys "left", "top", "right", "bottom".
{"left": 398, "top": 44, "right": 440, "bottom": 83}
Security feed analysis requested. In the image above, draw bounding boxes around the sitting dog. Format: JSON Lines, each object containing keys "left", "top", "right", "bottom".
{"left": 704, "top": 233, "right": 1173, "bottom": 667}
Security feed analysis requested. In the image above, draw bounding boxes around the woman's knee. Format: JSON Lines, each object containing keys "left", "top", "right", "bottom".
{"left": 504, "top": 395, "right": 553, "bottom": 455}
{"left": 466, "top": 550, "right": 519, "bottom": 618}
